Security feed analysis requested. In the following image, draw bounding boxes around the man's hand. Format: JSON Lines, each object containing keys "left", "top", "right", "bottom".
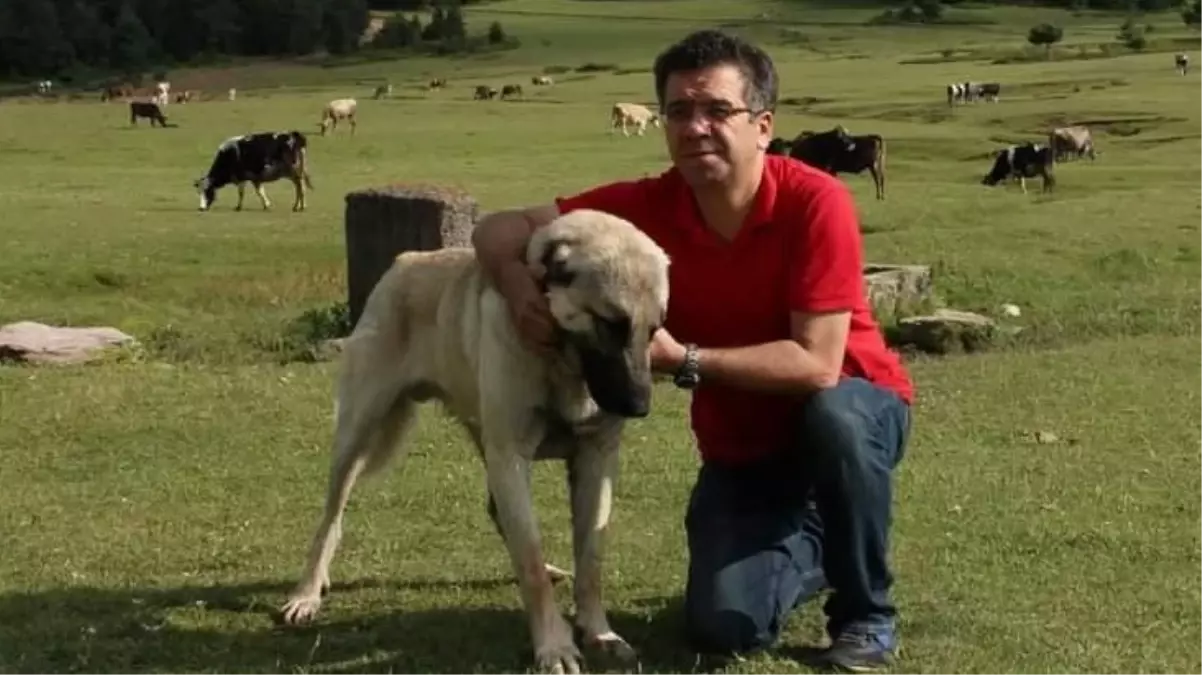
{"left": 496, "top": 262, "right": 558, "bottom": 356}
{"left": 649, "top": 328, "right": 687, "bottom": 374}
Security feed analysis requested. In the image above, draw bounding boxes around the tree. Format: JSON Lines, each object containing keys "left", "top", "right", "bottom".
{"left": 1027, "top": 22, "right": 1064, "bottom": 57}
{"left": 110, "top": 1, "right": 153, "bottom": 71}
{"left": 1117, "top": 17, "right": 1148, "bottom": 49}
{"left": 1184, "top": 0, "right": 1201, "bottom": 27}
{"left": 487, "top": 20, "right": 505, "bottom": 44}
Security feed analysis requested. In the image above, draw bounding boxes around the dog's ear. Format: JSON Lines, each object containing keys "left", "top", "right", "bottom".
{"left": 538, "top": 239, "right": 575, "bottom": 286}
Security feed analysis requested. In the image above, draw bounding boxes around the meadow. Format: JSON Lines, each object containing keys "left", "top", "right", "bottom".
{"left": 0, "top": 0, "right": 1200, "bottom": 672}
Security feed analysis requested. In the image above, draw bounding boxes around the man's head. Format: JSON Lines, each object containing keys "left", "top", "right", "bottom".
{"left": 652, "top": 30, "right": 778, "bottom": 187}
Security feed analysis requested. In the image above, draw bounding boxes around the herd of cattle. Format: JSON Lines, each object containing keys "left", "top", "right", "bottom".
{"left": 71, "top": 48, "right": 1194, "bottom": 211}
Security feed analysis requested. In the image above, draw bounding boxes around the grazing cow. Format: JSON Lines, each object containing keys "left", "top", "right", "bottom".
{"left": 981, "top": 143, "right": 1055, "bottom": 194}
{"left": 373, "top": 83, "right": 392, "bottom": 99}
{"left": 1048, "top": 125, "right": 1096, "bottom": 162}
{"left": 1175, "top": 53, "right": 1190, "bottom": 76}
{"left": 788, "top": 125, "right": 887, "bottom": 200}
{"left": 193, "top": 131, "right": 315, "bottom": 212}
{"left": 319, "top": 98, "right": 357, "bottom": 136}
{"left": 129, "top": 100, "right": 169, "bottom": 127}
{"left": 946, "top": 82, "right": 963, "bottom": 106}
{"left": 153, "top": 81, "right": 170, "bottom": 107}
{"left": 428, "top": 78, "right": 447, "bottom": 90}
{"left": 610, "top": 102, "right": 660, "bottom": 137}
{"left": 766, "top": 136, "right": 793, "bottom": 155}
{"left": 531, "top": 75, "right": 554, "bottom": 86}
{"left": 473, "top": 85, "right": 498, "bottom": 100}
{"left": 500, "top": 84, "right": 523, "bottom": 99}
{"left": 976, "top": 82, "right": 1001, "bottom": 102}
{"left": 228, "top": 88, "right": 237, "bottom": 101}
{"left": 101, "top": 83, "right": 134, "bottom": 102}
{"left": 174, "top": 90, "right": 196, "bottom": 104}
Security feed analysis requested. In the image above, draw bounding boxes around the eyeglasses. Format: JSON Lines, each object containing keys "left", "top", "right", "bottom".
{"left": 660, "top": 101, "right": 766, "bottom": 125}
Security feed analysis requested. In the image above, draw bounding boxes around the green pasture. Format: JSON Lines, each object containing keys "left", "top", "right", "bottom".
{"left": 1, "top": 1, "right": 1199, "bottom": 672}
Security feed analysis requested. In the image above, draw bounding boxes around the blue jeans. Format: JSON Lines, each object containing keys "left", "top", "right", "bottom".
{"left": 682, "top": 377, "right": 911, "bottom": 655}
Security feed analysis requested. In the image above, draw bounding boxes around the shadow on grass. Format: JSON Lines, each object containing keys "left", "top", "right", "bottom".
{"left": 0, "top": 578, "right": 703, "bottom": 674}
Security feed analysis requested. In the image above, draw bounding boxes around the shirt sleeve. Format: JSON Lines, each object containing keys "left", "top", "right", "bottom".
{"left": 554, "top": 178, "right": 651, "bottom": 224}
{"left": 788, "top": 183, "right": 865, "bottom": 314}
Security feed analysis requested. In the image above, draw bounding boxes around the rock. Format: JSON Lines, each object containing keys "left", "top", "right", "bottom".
{"left": 863, "top": 264, "right": 935, "bottom": 320}
{"left": 890, "top": 308, "right": 997, "bottom": 355}
{"left": 0, "top": 321, "right": 136, "bottom": 365}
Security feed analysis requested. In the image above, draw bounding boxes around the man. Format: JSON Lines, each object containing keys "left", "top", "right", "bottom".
{"left": 471, "top": 29, "right": 913, "bottom": 673}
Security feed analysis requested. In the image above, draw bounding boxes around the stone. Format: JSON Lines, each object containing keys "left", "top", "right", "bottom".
{"left": 863, "top": 264, "right": 935, "bottom": 320}
{"left": 344, "top": 183, "right": 479, "bottom": 329}
{"left": 890, "top": 308, "right": 997, "bottom": 355}
{"left": 0, "top": 321, "right": 136, "bottom": 365}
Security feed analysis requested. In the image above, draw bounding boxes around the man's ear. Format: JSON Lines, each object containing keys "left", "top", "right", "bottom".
{"left": 538, "top": 240, "right": 575, "bottom": 286}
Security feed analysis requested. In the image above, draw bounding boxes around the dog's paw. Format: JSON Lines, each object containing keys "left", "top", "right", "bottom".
{"left": 582, "top": 631, "right": 639, "bottom": 670}
{"left": 279, "top": 595, "right": 323, "bottom": 625}
{"left": 535, "top": 641, "right": 584, "bottom": 675}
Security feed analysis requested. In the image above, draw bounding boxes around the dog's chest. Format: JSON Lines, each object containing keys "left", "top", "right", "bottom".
{"left": 532, "top": 393, "right": 617, "bottom": 461}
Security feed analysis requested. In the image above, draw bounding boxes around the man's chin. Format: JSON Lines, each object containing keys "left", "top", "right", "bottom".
{"left": 677, "top": 155, "right": 730, "bottom": 184}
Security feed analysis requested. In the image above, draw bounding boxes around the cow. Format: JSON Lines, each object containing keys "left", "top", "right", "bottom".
{"left": 976, "top": 82, "right": 1001, "bottom": 102}
{"left": 101, "top": 83, "right": 134, "bottom": 102}
{"left": 318, "top": 98, "right": 357, "bottom": 136}
{"left": 474, "top": 85, "right": 497, "bottom": 100}
{"left": 531, "top": 75, "right": 554, "bottom": 86}
{"left": 193, "top": 131, "right": 315, "bottom": 212}
{"left": 428, "top": 78, "right": 447, "bottom": 90}
{"left": 174, "top": 90, "right": 196, "bottom": 104}
{"left": 154, "top": 81, "right": 170, "bottom": 107}
{"left": 981, "top": 143, "right": 1055, "bottom": 194}
{"left": 1048, "top": 125, "right": 1096, "bottom": 162}
{"left": 228, "top": 88, "right": 237, "bottom": 102}
{"left": 788, "top": 125, "right": 887, "bottom": 200}
{"left": 129, "top": 100, "right": 169, "bottom": 127}
{"left": 766, "top": 136, "right": 793, "bottom": 155}
{"left": 500, "top": 84, "right": 523, "bottom": 99}
{"left": 373, "top": 83, "right": 392, "bottom": 99}
{"left": 946, "top": 82, "right": 963, "bottom": 107}
{"left": 1176, "top": 53, "right": 1190, "bottom": 76}
{"left": 610, "top": 102, "right": 660, "bottom": 137}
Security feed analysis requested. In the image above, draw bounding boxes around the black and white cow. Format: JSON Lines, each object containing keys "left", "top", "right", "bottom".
{"left": 788, "top": 125, "right": 888, "bottom": 200}
{"left": 1175, "top": 53, "right": 1190, "bottom": 76}
{"left": 981, "top": 142, "right": 1055, "bottom": 194}
{"left": 193, "top": 131, "right": 314, "bottom": 212}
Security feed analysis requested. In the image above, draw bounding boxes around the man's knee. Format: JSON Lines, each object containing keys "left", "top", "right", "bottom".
{"left": 798, "top": 378, "right": 908, "bottom": 470}
{"left": 684, "top": 583, "right": 779, "bottom": 655}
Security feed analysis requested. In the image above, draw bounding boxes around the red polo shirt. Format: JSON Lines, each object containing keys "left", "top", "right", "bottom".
{"left": 554, "top": 154, "right": 913, "bottom": 466}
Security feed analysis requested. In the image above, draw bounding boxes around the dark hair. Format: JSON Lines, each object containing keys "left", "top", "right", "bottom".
{"left": 652, "top": 29, "right": 778, "bottom": 114}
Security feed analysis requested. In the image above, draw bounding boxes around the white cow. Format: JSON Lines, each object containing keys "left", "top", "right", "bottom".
{"left": 610, "top": 102, "right": 660, "bottom": 137}
{"left": 319, "top": 98, "right": 358, "bottom": 136}
{"left": 154, "top": 80, "right": 171, "bottom": 106}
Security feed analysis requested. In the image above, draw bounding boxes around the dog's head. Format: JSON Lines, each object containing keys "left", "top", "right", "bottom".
{"left": 526, "top": 209, "right": 670, "bottom": 419}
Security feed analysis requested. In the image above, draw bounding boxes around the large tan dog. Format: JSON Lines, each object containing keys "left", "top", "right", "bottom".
{"left": 279, "top": 209, "right": 671, "bottom": 674}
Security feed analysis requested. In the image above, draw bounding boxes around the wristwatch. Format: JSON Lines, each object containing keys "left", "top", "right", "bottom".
{"left": 673, "top": 343, "right": 701, "bottom": 390}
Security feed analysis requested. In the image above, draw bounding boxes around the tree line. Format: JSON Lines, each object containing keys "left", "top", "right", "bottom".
{"left": 0, "top": 0, "right": 508, "bottom": 82}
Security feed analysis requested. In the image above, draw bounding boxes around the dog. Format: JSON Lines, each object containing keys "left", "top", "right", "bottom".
{"left": 278, "top": 208, "right": 671, "bottom": 674}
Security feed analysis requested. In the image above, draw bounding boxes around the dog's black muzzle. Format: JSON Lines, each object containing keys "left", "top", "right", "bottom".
{"left": 578, "top": 346, "right": 651, "bottom": 418}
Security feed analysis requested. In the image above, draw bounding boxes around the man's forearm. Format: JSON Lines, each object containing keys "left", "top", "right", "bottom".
{"left": 471, "top": 210, "right": 538, "bottom": 286}
{"left": 671, "top": 341, "right": 840, "bottom": 394}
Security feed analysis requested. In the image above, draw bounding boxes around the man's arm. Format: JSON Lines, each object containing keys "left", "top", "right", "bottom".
{"left": 652, "top": 183, "right": 862, "bottom": 395}
{"left": 471, "top": 203, "right": 562, "bottom": 288}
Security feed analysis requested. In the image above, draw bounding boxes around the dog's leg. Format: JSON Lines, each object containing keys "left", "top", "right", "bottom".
{"left": 487, "top": 490, "right": 571, "bottom": 585}
{"left": 485, "top": 444, "right": 582, "bottom": 674}
{"left": 281, "top": 333, "right": 417, "bottom": 625}
{"left": 566, "top": 435, "right": 637, "bottom": 667}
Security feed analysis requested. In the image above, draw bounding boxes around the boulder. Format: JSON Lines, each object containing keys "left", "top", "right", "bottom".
{"left": 889, "top": 309, "right": 999, "bottom": 355}
{"left": 0, "top": 321, "right": 136, "bottom": 365}
{"left": 863, "top": 264, "right": 935, "bottom": 320}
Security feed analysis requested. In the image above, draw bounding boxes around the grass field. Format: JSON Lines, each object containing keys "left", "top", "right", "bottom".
{"left": 1, "top": 0, "right": 1200, "bottom": 672}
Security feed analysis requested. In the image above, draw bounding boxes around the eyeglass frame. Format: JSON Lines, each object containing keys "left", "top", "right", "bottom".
{"left": 658, "top": 99, "right": 773, "bottom": 126}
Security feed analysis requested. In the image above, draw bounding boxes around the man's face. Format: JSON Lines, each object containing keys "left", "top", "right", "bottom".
{"left": 661, "top": 63, "right": 773, "bottom": 187}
